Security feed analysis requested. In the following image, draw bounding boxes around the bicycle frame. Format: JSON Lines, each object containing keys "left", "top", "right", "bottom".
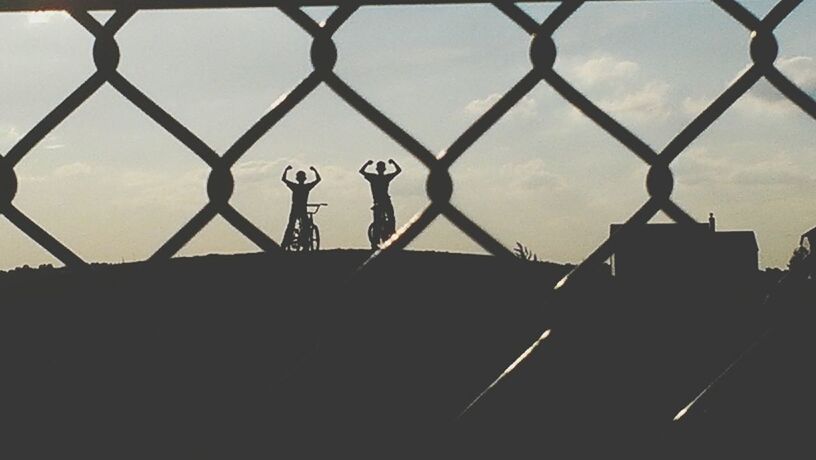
{"left": 369, "top": 203, "right": 395, "bottom": 248}
{"left": 286, "top": 203, "right": 327, "bottom": 252}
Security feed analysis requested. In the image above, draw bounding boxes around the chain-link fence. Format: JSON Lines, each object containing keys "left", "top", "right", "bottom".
{"left": 1, "top": 0, "right": 815, "bottom": 420}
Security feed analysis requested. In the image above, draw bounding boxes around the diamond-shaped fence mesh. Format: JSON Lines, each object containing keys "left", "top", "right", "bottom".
{"left": 1, "top": 0, "right": 814, "bottom": 415}
{"left": 2, "top": 1, "right": 813, "bottom": 275}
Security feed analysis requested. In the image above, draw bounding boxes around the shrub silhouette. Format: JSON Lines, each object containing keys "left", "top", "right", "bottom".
{"left": 788, "top": 244, "right": 810, "bottom": 272}
{"left": 514, "top": 242, "right": 539, "bottom": 262}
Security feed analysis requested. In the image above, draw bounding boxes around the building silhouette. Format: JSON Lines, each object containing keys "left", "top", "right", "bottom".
{"left": 610, "top": 214, "right": 758, "bottom": 285}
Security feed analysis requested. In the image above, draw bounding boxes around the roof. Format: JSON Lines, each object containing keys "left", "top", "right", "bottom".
{"left": 609, "top": 223, "right": 758, "bottom": 252}
{"left": 715, "top": 231, "right": 759, "bottom": 253}
{"left": 610, "top": 223, "right": 709, "bottom": 236}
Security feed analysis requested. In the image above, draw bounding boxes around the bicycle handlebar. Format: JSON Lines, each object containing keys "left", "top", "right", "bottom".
{"left": 307, "top": 203, "right": 328, "bottom": 214}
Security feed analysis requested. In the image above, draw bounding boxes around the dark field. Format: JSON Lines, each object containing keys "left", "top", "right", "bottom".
{"left": 1, "top": 250, "right": 812, "bottom": 458}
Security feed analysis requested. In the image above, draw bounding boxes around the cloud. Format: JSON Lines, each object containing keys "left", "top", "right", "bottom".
{"left": 499, "top": 158, "right": 565, "bottom": 192}
{"left": 598, "top": 81, "right": 672, "bottom": 122}
{"left": 560, "top": 56, "right": 671, "bottom": 123}
{"left": 571, "top": 56, "right": 639, "bottom": 86}
{"left": 53, "top": 162, "right": 94, "bottom": 178}
{"left": 464, "top": 93, "right": 537, "bottom": 119}
{"left": 121, "top": 169, "right": 208, "bottom": 208}
{"left": 2, "top": 127, "right": 66, "bottom": 151}
{"left": 233, "top": 159, "right": 289, "bottom": 183}
{"left": 675, "top": 148, "right": 815, "bottom": 188}
{"left": 19, "top": 163, "right": 208, "bottom": 210}
{"left": 681, "top": 96, "right": 710, "bottom": 116}
{"left": 776, "top": 56, "right": 816, "bottom": 96}
{"left": 456, "top": 158, "right": 566, "bottom": 199}
{"left": 465, "top": 94, "right": 501, "bottom": 114}
{"left": 733, "top": 56, "right": 816, "bottom": 116}
{"left": 730, "top": 161, "right": 815, "bottom": 187}
{"left": 20, "top": 162, "right": 96, "bottom": 183}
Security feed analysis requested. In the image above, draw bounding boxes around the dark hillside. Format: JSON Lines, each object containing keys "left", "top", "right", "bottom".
{"left": 1, "top": 251, "right": 574, "bottom": 457}
{"left": 0, "top": 250, "right": 811, "bottom": 457}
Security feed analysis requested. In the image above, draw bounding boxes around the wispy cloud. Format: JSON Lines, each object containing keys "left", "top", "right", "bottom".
{"left": 600, "top": 81, "right": 672, "bottom": 122}
{"left": 675, "top": 148, "right": 816, "bottom": 188}
{"left": 20, "top": 162, "right": 95, "bottom": 183}
{"left": 729, "top": 56, "right": 816, "bottom": 116}
{"left": 455, "top": 158, "right": 567, "bottom": 198}
{"left": 570, "top": 55, "right": 639, "bottom": 86}
{"left": 569, "top": 80, "right": 672, "bottom": 123}
{"left": 561, "top": 55, "right": 672, "bottom": 123}
{"left": 465, "top": 93, "right": 537, "bottom": 119}
{"left": 774, "top": 56, "right": 816, "bottom": 97}
{"left": 500, "top": 158, "right": 566, "bottom": 193}
{"left": 233, "top": 159, "right": 289, "bottom": 183}
{"left": 54, "top": 162, "right": 94, "bottom": 178}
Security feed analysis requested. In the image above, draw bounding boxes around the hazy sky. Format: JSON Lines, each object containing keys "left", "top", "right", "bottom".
{"left": 1, "top": 0, "right": 815, "bottom": 270}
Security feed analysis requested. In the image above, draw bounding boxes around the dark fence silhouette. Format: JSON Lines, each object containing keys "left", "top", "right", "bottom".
{"left": 1, "top": 0, "right": 815, "bottom": 430}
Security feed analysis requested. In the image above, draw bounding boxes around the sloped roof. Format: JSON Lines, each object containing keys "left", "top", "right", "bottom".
{"left": 610, "top": 223, "right": 709, "bottom": 236}
{"left": 715, "top": 231, "right": 759, "bottom": 252}
{"left": 609, "top": 224, "right": 758, "bottom": 252}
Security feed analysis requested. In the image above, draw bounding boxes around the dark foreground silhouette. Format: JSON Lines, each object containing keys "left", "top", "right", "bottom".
{"left": 281, "top": 166, "right": 322, "bottom": 251}
{"left": 1, "top": 250, "right": 812, "bottom": 458}
{"left": 360, "top": 159, "right": 402, "bottom": 248}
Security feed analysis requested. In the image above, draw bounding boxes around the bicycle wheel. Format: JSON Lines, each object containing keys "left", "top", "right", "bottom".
{"left": 310, "top": 225, "right": 320, "bottom": 251}
{"left": 368, "top": 222, "right": 378, "bottom": 248}
{"left": 284, "top": 227, "right": 297, "bottom": 252}
{"left": 293, "top": 223, "right": 305, "bottom": 251}
{"left": 383, "top": 215, "right": 396, "bottom": 241}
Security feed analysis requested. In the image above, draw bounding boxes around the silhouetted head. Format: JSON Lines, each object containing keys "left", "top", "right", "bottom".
{"left": 376, "top": 161, "right": 386, "bottom": 174}
{"left": 296, "top": 171, "right": 307, "bottom": 183}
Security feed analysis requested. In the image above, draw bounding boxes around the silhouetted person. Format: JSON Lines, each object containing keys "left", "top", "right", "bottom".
{"left": 360, "top": 159, "right": 401, "bottom": 248}
{"left": 282, "top": 165, "right": 321, "bottom": 249}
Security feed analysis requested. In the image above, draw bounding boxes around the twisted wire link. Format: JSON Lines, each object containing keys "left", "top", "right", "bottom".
{"left": 0, "top": 1, "right": 815, "bottom": 419}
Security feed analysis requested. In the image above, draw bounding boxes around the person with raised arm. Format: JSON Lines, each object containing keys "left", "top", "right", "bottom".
{"left": 281, "top": 165, "right": 321, "bottom": 249}
{"left": 360, "top": 159, "right": 401, "bottom": 248}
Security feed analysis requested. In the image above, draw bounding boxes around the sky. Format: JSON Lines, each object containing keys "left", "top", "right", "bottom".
{"left": 1, "top": 0, "right": 815, "bottom": 270}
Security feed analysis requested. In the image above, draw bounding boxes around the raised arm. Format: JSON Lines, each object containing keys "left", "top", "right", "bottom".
{"left": 310, "top": 166, "right": 322, "bottom": 185}
{"left": 389, "top": 159, "right": 402, "bottom": 176}
{"left": 359, "top": 160, "right": 373, "bottom": 175}
{"left": 281, "top": 165, "right": 294, "bottom": 184}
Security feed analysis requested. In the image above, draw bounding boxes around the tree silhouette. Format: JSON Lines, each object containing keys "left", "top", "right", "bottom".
{"left": 788, "top": 245, "right": 809, "bottom": 272}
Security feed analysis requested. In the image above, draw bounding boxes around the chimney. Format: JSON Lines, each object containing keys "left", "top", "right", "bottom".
{"left": 708, "top": 212, "right": 716, "bottom": 232}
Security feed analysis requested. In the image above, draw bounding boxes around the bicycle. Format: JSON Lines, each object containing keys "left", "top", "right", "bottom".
{"left": 286, "top": 203, "right": 327, "bottom": 252}
{"left": 368, "top": 203, "right": 396, "bottom": 249}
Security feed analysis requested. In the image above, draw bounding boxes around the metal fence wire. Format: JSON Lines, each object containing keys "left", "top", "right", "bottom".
{"left": 0, "top": 0, "right": 813, "bottom": 273}
{"left": 1, "top": 0, "right": 815, "bottom": 426}
{"left": 0, "top": 0, "right": 816, "bottom": 432}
